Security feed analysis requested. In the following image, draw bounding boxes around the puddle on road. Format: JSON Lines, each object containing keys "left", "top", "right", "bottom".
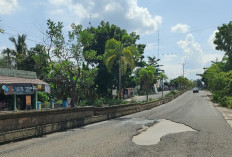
{"left": 132, "top": 119, "right": 196, "bottom": 145}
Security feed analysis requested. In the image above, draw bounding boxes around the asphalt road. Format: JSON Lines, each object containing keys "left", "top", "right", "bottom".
{"left": 1, "top": 91, "right": 232, "bottom": 157}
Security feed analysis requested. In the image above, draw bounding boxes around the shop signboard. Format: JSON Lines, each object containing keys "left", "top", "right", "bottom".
{"left": 45, "top": 85, "right": 51, "bottom": 94}
{"left": 4, "top": 84, "right": 36, "bottom": 95}
{"left": 2, "top": 85, "right": 9, "bottom": 93}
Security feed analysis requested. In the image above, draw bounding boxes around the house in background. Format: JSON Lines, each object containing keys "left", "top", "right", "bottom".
{"left": 0, "top": 68, "right": 49, "bottom": 111}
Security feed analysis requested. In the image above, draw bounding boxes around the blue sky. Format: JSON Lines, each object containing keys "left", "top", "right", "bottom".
{"left": 0, "top": 0, "right": 231, "bottom": 80}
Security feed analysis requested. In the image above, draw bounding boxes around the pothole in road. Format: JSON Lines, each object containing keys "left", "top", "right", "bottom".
{"left": 132, "top": 119, "right": 197, "bottom": 145}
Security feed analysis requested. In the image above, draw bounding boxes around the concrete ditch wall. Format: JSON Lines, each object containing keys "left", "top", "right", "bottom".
{"left": 0, "top": 90, "right": 186, "bottom": 144}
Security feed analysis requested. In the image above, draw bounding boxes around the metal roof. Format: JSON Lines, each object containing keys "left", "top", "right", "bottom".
{"left": 0, "top": 76, "right": 48, "bottom": 85}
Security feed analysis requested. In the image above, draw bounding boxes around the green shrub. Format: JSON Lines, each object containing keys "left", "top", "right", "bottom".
{"left": 38, "top": 92, "right": 49, "bottom": 103}
{"left": 78, "top": 100, "right": 87, "bottom": 106}
{"left": 165, "top": 90, "right": 178, "bottom": 97}
{"left": 224, "top": 96, "right": 232, "bottom": 109}
{"left": 212, "top": 93, "right": 220, "bottom": 103}
{"left": 148, "top": 98, "right": 153, "bottom": 102}
{"left": 94, "top": 98, "right": 104, "bottom": 107}
{"left": 121, "top": 100, "right": 128, "bottom": 104}
{"left": 130, "top": 98, "right": 137, "bottom": 104}
{"left": 219, "top": 96, "right": 227, "bottom": 107}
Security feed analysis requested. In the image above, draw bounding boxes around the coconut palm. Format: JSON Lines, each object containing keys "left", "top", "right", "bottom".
{"left": 9, "top": 34, "right": 27, "bottom": 68}
{"left": 104, "top": 38, "right": 138, "bottom": 101}
{"left": 2, "top": 48, "right": 14, "bottom": 68}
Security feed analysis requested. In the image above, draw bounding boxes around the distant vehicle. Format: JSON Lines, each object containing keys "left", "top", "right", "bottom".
{"left": 193, "top": 87, "right": 199, "bottom": 93}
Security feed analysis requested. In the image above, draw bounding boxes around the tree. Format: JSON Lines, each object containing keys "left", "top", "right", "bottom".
{"left": 138, "top": 66, "right": 156, "bottom": 101}
{"left": 214, "top": 21, "right": 232, "bottom": 68}
{"left": 104, "top": 38, "right": 138, "bottom": 101}
{"left": 170, "top": 76, "right": 192, "bottom": 90}
{"left": 147, "top": 56, "right": 164, "bottom": 83}
{"left": 19, "top": 44, "right": 50, "bottom": 79}
{"left": 83, "top": 21, "right": 145, "bottom": 98}
{"left": 9, "top": 34, "right": 27, "bottom": 69}
{"left": 45, "top": 20, "right": 98, "bottom": 106}
{"left": 1, "top": 48, "right": 14, "bottom": 68}
{"left": 0, "top": 20, "right": 3, "bottom": 33}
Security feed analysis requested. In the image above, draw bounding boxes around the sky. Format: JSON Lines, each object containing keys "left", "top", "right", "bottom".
{"left": 0, "top": 0, "right": 231, "bottom": 80}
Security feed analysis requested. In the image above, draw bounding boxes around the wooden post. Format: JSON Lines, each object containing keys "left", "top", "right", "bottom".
{"left": 35, "top": 91, "right": 38, "bottom": 109}
{"left": 13, "top": 94, "right": 17, "bottom": 111}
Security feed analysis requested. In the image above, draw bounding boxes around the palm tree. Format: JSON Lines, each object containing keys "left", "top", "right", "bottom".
{"left": 2, "top": 48, "right": 14, "bottom": 68}
{"left": 104, "top": 38, "right": 138, "bottom": 101}
{"left": 139, "top": 66, "right": 156, "bottom": 101}
{"left": 9, "top": 34, "right": 27, "bottom": 68}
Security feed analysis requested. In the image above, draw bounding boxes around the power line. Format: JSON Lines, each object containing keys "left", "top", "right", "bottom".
{"left": 1, "top": 23, "right": 42, "bottom": 40}
{"left": 3, "top": 31, "right": 43, "bottom": 44}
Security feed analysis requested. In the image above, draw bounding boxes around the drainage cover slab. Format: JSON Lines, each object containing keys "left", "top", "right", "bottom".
{"left": 132, "top": 119, "right": 196, "bottom": 145}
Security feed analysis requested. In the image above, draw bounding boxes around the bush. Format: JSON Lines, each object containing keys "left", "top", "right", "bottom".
{"left": 212, "top": 93, "right": 220, "bottom": 103}
{"left": 130, "top": 98, "right": 137, "bottom": 104}
{"left": 223, "top": 96, "right": 232, "bottom": 109}
{"left": 78, "top": 100, "right": 87, "bottom": 106}
{"left": 94, "top": 98, "right": 104, "bottom": 107}
{"left": 121, "top": 100, "right": 128, "bottom": 104}
{"left": 106, "top": 99, "right": 121, "bottom": 106}
{"left": 165, "top": 90, "right": 178, "bottom": 97}
{"left": 38, "top": 92, "right": 49, "bottom": 103}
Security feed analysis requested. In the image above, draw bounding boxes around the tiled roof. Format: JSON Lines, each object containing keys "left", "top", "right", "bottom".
{"left": 0, "top": 76, "right": 48, "bottom": 85}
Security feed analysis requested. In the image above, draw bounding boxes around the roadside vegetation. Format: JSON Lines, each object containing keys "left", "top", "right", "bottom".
{"left": 0, "top": 19, "right": 194, "bottom": 108}
{"left": 202, "top": 21, "right": 232, "bottom": 109}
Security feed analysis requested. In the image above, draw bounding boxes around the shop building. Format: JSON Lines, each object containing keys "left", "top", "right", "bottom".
{"left": 0, "top": 68, "right": 49, "bottom": 111}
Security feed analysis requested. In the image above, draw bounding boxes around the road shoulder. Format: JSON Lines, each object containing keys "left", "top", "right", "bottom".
{"left": 206, "top": 91, "right": 232, "bottom": 129}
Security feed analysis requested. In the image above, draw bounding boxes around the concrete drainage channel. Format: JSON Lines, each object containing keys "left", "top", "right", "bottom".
{"left": 132, "top": 119, "right": 197, "bottom": 145}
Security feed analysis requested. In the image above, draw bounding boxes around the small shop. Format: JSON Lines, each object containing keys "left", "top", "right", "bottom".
{"left": 0, "top": 68, "right": 49, "bottom": 111}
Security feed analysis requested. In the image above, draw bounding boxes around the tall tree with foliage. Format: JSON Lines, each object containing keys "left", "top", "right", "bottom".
{"left": 214, "top": 21, "right": 232, "bottom": 70}
{"left": 83, "top": 21, "right": 145, "bottom": 98}
{"left": 44, "top": 20, "right": 98, "bottom": 106}
{"left": 104, "top": 38, "right": 139, "bottom": 101}
{"left": 147, "top": 56, "right": 164, "bottom": 83}
{"left": 1, "top": 48, "right": 14, "bottom": 68}
{"left": 138, "top": 66, "right": 156, "bottom": 101}
{"left": 9, "top": 34, "right": 27, "bottom": 69}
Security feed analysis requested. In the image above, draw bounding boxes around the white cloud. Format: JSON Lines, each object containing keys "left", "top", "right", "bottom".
{"left": 145, "top": 43, "right": 156, "bottom": 51}
{"left": 47, "top": 0, "right": 162, "bottom": 34}
{"left": 208, "top": 30, "right": 218, "bottom": 50}
{"left": 0, "top": 0, "right": 18, "bottom": 15}
{"left": 171, "top": 23, "right": 189, "bottom": 34}
{"left": 177, "top": 33, "right": 202, "bottom": 54}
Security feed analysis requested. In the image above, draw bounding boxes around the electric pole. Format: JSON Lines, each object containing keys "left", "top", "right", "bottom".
{"left": 157, "top": 29, "right": 159, "bottom": 59}
{"left": 181, "top": 63, "right": 186, "bottom": 78}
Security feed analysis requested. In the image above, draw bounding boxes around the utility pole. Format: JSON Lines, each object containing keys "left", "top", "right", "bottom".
{"left": 157, "top": 29, "right": 159, "bottom": 59}
{"left": 89, "top": 14, "right": 92, "bottom": 26}
{"left": 181, "top": 63, "right": 186, "bottom": 78}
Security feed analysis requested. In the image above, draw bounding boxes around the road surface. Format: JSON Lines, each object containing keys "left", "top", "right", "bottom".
{"left": 0, "top": 91, "right": 232, "bottom": 157}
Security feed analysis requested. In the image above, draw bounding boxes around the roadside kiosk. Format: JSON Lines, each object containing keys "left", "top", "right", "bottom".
{"left": 0, "top": 68, "right": 50, "bottom": 111}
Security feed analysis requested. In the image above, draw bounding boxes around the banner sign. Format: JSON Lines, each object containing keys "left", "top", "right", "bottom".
{"left": 2, "top": 85, "right": 9, "bottom": 93}
{"left": 45, "top": 85, "right": 51, "bottom": 94}
{"left": 3, "top": 84, "right": 36, "bottom": 95}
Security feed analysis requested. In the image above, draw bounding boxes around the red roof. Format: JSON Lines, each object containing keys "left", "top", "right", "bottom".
{"left": 0, "top": 76, "right": 48, "bottom": 85}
